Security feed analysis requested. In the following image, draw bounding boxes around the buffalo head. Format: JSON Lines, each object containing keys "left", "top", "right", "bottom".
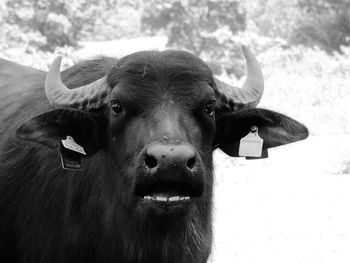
{"left": 15, "top": 47, "right": 308, "bottom": 262}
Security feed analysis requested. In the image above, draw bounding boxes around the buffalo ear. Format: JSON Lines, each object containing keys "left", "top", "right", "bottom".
{"left": 16, "top": 109, "right": 106, "bottom": 156}
{"left": 215, "top": 108, "right": 309, "bottom": 157}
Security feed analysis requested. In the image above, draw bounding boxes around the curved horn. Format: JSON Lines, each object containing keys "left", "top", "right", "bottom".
{"left": 45, "top": 56, "right": 108, "bottom": 110}
{"left": 215, "top": 45, "right": 264, "bottom": 111}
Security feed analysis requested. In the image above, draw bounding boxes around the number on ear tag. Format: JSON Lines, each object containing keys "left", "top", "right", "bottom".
{"left": 238, "top": 126, "right": 263, "bottom": 157}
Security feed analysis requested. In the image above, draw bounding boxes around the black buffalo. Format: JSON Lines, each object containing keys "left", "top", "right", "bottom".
{"left": 0, "top": 47, "right": 308, "bottom": 263}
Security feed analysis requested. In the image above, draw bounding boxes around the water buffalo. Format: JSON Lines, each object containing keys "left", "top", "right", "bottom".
{"left": 0, "top": 46, "right": 308, "bottom": 263}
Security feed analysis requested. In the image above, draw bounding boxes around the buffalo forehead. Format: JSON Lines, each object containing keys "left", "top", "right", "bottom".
{"left": 108, "top": 50, "right": 214, "bottom": 91}
{"left": 108, "top": 50, "right": 215, "bottom": 108}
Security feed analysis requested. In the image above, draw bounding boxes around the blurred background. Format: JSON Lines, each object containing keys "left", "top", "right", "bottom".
{"left": 0, "top": 0, "right": 350, "bottom": 262}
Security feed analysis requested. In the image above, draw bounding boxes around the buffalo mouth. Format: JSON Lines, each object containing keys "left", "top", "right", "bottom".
{"left": 133, "top": 180, "right": 204, "bottom": 205}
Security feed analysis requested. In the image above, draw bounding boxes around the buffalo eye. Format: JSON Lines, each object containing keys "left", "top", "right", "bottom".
{"left": 111, "top": 101, "right": 124, "bottom": 115}
{"left": 204, "top": 102, "right": 215, "bottom": 118}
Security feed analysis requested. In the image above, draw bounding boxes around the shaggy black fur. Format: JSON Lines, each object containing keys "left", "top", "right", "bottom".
{"left": 0, "top": 52, "right": 215, "bottom": 263}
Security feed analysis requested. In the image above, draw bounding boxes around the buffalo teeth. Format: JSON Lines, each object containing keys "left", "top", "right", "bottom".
{"left": 156, "top": 196, "right": 167, "bottom": 202}
{"left": 143, "top": 196, "right": 191, "bottom": 202}
{"left": 168, "top": 196, "right": 180, "bottom": 202}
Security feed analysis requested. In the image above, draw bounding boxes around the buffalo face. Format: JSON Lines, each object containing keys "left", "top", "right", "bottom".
{"left": 104, "top": 51, "right": 217, "bottom": 221}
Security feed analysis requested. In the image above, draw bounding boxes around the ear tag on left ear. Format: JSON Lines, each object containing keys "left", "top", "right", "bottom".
{"left": 60, "top": 149, "right": 83, "bottom": 170}
{"left": 60, "top": 136, "right": 86, "bottom": 171}
{"left": 61, "top": 136, "right": 86, "bottom": 155}
{"left": 239, "top": 126, "right": 263, "bottom": 158}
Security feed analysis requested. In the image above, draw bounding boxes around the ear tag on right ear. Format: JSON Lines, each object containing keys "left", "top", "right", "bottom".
{"left": 239, "top": 126, "right": 263, "bottom": 158}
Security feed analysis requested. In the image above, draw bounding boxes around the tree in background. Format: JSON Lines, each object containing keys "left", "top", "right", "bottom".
{"left": 141, "top": 0, "right": 245, "bottom": 55}
{"left": 246, "top": 0, "right": 350, "bottom": 53}
{"left": 5, "top": 0, "right": 101, "bottom": 51}
{"left": 292, "top": 0, "right": 350, "bottom": 53}
{"left": 88, "top": 0, "right": 142, "bottom": 41}
{"left": 2, "top": 0, "right": 350, "bottom": 57}
{"left": 141, "top": 0, "right": 246, "bottom": 76}
{"left": 244, "top": 0, "right": 299, "bottom": 41}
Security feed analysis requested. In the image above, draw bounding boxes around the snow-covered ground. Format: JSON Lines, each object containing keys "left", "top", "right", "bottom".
{"left": 74, "top": 36, "right": 168, "bottom": 60}
{"left": 211, "top": 136, "right": 350, "bottom": 263}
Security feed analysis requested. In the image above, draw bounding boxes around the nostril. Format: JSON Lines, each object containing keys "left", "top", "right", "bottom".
{"left": 145, "top": 155, "right": 158, "bottom": 169}
{"left": 186, "top": 156, "right": 196, "bottom": 170}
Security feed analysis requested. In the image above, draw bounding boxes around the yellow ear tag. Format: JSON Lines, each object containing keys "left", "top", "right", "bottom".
{"left": 61, "top": 136, "right": 86, "bottom": 155}
{"left": 238, "top": 126, "right": 263, "bottom": 157}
